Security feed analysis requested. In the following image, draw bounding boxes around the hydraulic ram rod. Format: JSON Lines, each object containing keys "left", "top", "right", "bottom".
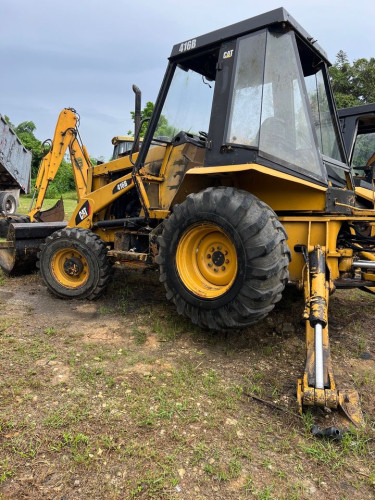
{"left": 353, "top": 260, "right": 375, "bottom": 269}
{"left": 314, "top": 323, "right": 324, "bottom": 390}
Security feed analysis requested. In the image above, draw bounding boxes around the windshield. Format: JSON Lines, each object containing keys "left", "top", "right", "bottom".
{"left": 154, "top": 66, "right": 215, "bottom": 141}
{"left": 227, "top": 29, "right": 325, "bottom": 183}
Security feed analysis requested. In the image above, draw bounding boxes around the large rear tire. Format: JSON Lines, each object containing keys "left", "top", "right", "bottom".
{"left": 156, "top": 187, "right": 291, "bottom": 330}
{"left": 38, "top": 228, "right": 112, "bottom": 300}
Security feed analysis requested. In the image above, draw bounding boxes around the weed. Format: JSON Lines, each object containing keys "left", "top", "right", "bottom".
{"left": 133, "top": 328, "right": 147, "bottom": 345}
{"left": 0, "top": 460, "right": 14, "bottom": 483}
{"left": 51, "top": 432, "right": 92, "bottom": 464}
{"left": 98, "top": 305, "right": 113, "bottom": 315}
{"left": 256, "top": 485, "right": 275, "bottom": 500}
{"left": 301, "top": 409, "right": 314, "bottom": 433}
{"left": 341, "top": 428, "right": 371, "bottom": 456}
{"left": 228, "top": 458, "right": 242, "bottom": 478}
{"left": 244, "top": 371, "right": 265, "bottom": 397}
{"left": 356, "top": 332, "right": 367, "bottom": 357}
{"left": 44, "top": 327, "right": 56, "bottom": 336}
{"left": 203, "top": 369, "right": 217, "bottom": 388}
{"left": 11, "top": 435, "right": 41, "bottom": 459}
{"left": 299, "top": 440, "right": 343, "bottom": 469}
{"left": 191, "top": 442, "right": 208, "bottom": 464}
{"left": 44, "top": 405, "right": 90, "bottom": 428}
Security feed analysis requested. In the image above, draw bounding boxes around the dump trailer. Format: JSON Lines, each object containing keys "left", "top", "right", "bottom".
{"left": 0, "top": 113, "right": 31, "bottom": 215}
{"left": 1, "top": 8, "right": 374, "bottom": 427}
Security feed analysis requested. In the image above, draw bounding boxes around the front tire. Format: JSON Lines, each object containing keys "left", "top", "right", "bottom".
{"left": 156, "top": 187, "right": 290, "bottom": 330}
{"left": 38, "top": 228, "right": 112, "bottom": 300}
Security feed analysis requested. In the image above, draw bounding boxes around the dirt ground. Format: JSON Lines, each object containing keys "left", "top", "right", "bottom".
{"left": 0, "top": 268, "right": 374, "bottom": 499}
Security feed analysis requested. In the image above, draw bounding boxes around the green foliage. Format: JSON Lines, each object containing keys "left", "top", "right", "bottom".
{"left": 14, "top": 121, "right": 43, "bottom": 179}
{"left": 44, "top": 159, "right": 76, "bottom": 198}
{"left": 330, "top": 51, "right": 375, "bottom": 108}
{"left": 128, "top": 101, "right": 177, "bottom": 139}
{"left": 3, "top": 115, "right": 15, "bottom": 128}
{"left": 129, "top": 101, "right": 155, "bottom": 137}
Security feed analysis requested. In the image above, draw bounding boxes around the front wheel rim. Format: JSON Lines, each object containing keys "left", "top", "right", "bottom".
{"left": 176, "top": 223, "right": 238, "bottom": 299}
{"left": 51, "top": 248, "right": 89, "bottom": 289}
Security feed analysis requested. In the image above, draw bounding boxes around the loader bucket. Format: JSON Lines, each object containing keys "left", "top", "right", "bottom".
{"left": 33, "top": 198, "right": 65, "bottom": 223}
{"left": 0, "top": 221, "right": 66, "bottom": 275}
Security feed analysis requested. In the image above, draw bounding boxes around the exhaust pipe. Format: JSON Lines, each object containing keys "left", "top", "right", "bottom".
{"left": 132, "top": 84, "right": 141, "bottom": 153}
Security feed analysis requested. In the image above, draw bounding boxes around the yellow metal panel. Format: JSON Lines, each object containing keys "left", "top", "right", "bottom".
{"left": 159, "top": 143, "right": 206, "bottom": 209}
{"left": 355, "top": 186, "right": 375, "bottom": 205}
{"left": 280, "top": 218, "right": 343, "bottom": 282}
{"left": 187, "top": 163, "right": 327, "bottom": 190}
{"left": 180, "top": 163, "right": 327, "bottom": 212}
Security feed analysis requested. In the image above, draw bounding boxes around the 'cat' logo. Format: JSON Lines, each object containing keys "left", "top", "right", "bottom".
{"left": 223, "top": 50, "right": 234, "bottom": 59}
{"left": 75, "top": 200, "right": 91, "bottom": 225}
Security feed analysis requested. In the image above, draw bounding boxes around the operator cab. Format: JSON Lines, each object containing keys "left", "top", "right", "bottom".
{"left": 112, "top": 136, "right": 143, "bottom": 159}
{"left": 339, "top": 104, "right": 375, "bottom": 187}
{"left": 137, "top": 8, "right": 350, "bottom": 189}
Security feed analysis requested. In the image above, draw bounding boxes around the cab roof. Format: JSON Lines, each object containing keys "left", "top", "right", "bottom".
{"left": 170, "top": 7, "right": 330, "bottom": 65}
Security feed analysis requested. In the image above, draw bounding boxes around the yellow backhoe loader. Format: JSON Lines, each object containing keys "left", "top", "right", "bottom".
{"left": 1, "top": 8, "right": 373, "bottom": 428}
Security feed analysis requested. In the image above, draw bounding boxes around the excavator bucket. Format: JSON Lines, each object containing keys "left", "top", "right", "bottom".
{"left": 0, "top": 221, "right": 66, "bottom": 275}
{"left": 33, "top": 198, "right": 65, "bottom": 223}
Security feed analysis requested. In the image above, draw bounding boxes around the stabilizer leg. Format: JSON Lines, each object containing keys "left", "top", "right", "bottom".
{"left": 297, "top": 246, "right": 364, "bottom": 428}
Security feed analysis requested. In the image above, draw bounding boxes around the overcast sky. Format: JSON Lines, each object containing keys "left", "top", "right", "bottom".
{"left": 1, "top": 0, "right": 374, "bottom": 161}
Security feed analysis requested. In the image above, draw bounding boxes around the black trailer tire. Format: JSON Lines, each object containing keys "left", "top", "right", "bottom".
{"left": 156, "top": 187, "right": 291, "bottom": 330}
{"left": 0, "top": 192, "right": 17, "bottom": 215}
{"left": 38, "top": 227, "right": 112, "bottom": 300}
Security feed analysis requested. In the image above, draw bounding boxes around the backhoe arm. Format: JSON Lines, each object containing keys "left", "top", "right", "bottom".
{"left": 29, "top": 108, "right": 91, "bottom": 221}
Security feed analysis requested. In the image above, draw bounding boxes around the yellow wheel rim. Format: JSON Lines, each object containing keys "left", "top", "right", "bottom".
{"left": 176, "top": 223, "right": 238, "bottom": 299}
{"left": 51, "top": 248, "right": 89, "bottom": 289}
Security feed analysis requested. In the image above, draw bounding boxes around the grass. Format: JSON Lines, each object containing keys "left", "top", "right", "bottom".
{"left": 0, "top": 275, "right": 374, "bottom": 498}
{"left": 18, "top": 192, "right": 78, "bottom": 220}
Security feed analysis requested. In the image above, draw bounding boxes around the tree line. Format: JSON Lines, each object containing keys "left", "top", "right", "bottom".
{"left": 4, "top": 52, "right": 375, "bottom": 195}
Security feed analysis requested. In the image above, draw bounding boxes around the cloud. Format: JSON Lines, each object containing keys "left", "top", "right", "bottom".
{"left": 1, "top": 0, "right": 374, "bottom": 160}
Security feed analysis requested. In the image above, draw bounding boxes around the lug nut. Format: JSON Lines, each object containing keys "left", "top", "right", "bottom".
{"left": 225, "top": 250, "right": 228, "bottom": 255}
{"left": 222, "top": 266, "right": 226, "bottom": 271}
{"left": 214, "top": 268, "right": 218, "bottom": 272}
{"left": 210, "top": 247, "right": 215, "bottom": 252}
{"left": 207, "top": 254, "right": 211, "bottom": 259}
{"left": 217, "top": 246, "right": 222, "bottom": 250}
{"left": 225, "top": 259, "right": 229, "bottom": 264}
{"left": 208, "top": 263, "right": 213, "bottom": 267}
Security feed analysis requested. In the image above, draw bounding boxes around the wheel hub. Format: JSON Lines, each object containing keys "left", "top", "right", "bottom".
{"left": 63, "top": 256, "right": 84, "bottom": 277}
{"left": 211, "top": 250, "right": 225, "bottom": 267}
